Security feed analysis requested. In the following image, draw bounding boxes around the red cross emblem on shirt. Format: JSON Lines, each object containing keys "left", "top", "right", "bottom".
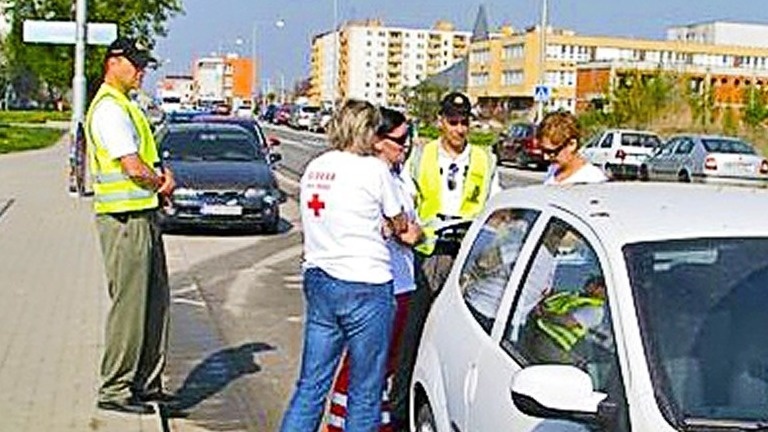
{"left": 307, "top": 193, "right": 325, "bottom": 217}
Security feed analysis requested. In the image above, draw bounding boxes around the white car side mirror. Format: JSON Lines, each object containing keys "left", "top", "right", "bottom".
{"left": 510, "top": 365, "right": 607, "bottom": 420}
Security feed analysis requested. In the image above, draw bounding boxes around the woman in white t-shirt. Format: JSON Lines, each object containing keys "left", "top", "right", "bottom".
{"left": 325, "top": 107, "right": 422, "bottom": 432}
{"left": 539, "top": 111, "right": 608, "bottom": 185}
{"left": 281, "top": 100, "right": 408, "bottom": 432}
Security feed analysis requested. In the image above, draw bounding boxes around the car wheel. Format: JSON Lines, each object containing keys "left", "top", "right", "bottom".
{"left": 263, "top": 208, "right": 280, "bottom": 234}
{"left": 639, "top": 164, "right": 649, "bottom": 181}
{"left": 678, "top": 171, "right": 691, "bottom": 183}
{"left": 415, "top": 401, "right": 437, "bottom": 432}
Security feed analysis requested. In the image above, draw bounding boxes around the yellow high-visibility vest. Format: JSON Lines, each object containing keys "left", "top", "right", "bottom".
{"left": 407, "top": 139, "right": 495, "bottom": 255}
{"left": 535, "top": 292, "right": 605, "bottom": 352}
{"left": 85, "top": 84, "right": 159, "bottom": 214}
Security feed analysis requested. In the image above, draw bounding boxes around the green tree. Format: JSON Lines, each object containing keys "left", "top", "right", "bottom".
{"left": 742, "top": 85, "right": 768, "bottom": 129}
{"left": 403, "top": 81, "right": 448, "bottom": 125}
{"left": 721, "top": 106, "right": 738, "bottom": 136}
{"left": 610, "top": 69, "right": 676, "bottom": 128}
{"left": 4, "top": 0, "right": 183, "bottom": 105}
{"left": 687, "top": 80, "right": 716, "bottom": 132}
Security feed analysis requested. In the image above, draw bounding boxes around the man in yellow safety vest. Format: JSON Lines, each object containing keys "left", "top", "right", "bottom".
{"left": 85, "top": 37, "right": 175, "bottom": 415}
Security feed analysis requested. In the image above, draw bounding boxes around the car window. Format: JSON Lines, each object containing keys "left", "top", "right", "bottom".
{"left": 460, "top": 208, "right": 540, "bottom": 334}
{"left": 621, "top": 133, "right": 662, "bottom": 148}
{"left": 599, "top": 132, "right": 614, "bottom": 148}
{"left": 674, "top": 139, "right": 694, "bottom": 154}
{"left": 582, "top": 133, "right": 600, "bottom": 149}
{"left": 503, "top": 218, "right": 622, "bottom": 396}
{"left": 658, "top": 139, "right": 678, "bottom": 156}
{"left": 510, "top": 124, "right": 533, "bottom": 138}
{"left": 161, "top": 130, "right": 261, "bottom": 162}
{"left": 701, "top": 138, "right": 757, "bottom": 155}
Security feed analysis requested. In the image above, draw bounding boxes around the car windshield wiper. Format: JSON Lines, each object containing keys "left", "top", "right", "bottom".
{"left": 683, "top": 417, "right": 768, "bottom": 431}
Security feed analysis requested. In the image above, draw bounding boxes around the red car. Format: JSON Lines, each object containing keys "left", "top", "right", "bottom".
{"left": 273, "top": 104, "right": 293, "bottom": 126}
{"left": 494, "top": 122, "right": 546, "bottom": 170}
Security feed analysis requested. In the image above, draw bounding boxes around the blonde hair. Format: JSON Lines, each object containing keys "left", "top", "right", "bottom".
{"left": 538, "top": 111, "right": 580, "bottom": 147}
{"left": 327, "top": 99, "right": 382, "bottom": 156}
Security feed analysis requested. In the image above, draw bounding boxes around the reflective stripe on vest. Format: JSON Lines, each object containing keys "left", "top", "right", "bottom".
{"left": 85, "top": 84, "right": 159, "bottom": 214}
{"left": 408, "top": 139, "right": 495, "bottom": 255}
{"left": 535, "top": 292, "right": 604, "bottom": 352}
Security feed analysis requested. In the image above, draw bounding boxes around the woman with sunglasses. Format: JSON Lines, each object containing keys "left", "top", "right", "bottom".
{"left": 281, "top": 100, "right": 409, "bottom": 432}
{"left": 538, "top": 111, "right": 607, "bottom": 185}
{"left": 325, "top": 107, "right": 422, "bottom": 432}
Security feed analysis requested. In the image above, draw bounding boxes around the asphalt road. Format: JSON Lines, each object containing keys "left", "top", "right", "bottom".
{"left": 161, "top": 125, "right": 545, "bottom": 431}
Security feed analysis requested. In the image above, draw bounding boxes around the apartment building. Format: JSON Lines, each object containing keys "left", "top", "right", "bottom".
{"left": 309, "top": 19, "right": 470, "bottom": 107}
{"left": 668, "top": 21, "right": 768, "bottom": 49}
{"left": 467, "top": 24, "right": 768, "bottom": 116}
{"left": 192, "top": 55, "right": 253, "bottom": 108}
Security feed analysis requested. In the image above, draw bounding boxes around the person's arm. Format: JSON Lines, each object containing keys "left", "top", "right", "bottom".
{"left": 119, "top": 155, "right": 164, "bottom": 192}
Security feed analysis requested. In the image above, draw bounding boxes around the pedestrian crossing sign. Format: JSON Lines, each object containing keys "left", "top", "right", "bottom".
{"left": 534, "top": 85, "right": 551, "bottom": 102}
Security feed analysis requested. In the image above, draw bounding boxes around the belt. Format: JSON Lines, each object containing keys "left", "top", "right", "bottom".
{"left": 106, "top": 208, "right": 157, "bottom": 223}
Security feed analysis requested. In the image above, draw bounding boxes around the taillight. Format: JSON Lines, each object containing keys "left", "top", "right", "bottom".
{"left": 704, "top": 156, "right": 717, "bottom": 171}
{"left": 760, "top": 160, "right": 768, "bottom": 174}
{"left": 615, "top": 149, "right": 626, "bottom": 160}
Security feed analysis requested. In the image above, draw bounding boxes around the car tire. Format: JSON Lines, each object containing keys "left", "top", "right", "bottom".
{"left": 678, "top": 171, "right": 691, "bottom": 183}
{"left": 414, "top": 401, "right": 437, "bottom": 432}
{"left": 639, "top": 164, "right": 649, "bottom": 182}
{"left": 263, "top": 208, "right": 280, "bottom": 234}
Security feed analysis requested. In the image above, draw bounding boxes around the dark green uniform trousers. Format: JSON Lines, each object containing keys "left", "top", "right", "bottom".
{"left": 95, "top": 209, "right": 169, "bottom": 403}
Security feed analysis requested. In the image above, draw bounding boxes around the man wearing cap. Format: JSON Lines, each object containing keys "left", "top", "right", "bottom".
{"left": 85, "top": 37, "right": 175, "bottom": 415}
{"left": 391, "top": 91, "right": 500, "bottom": 429}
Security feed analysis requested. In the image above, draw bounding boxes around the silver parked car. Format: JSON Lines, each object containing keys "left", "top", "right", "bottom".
{"left": 640, "top": 134, "right": 768, "bottom": 186}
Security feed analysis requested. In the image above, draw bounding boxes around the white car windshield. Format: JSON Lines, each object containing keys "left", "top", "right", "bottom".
{"left": 624, "top": 238, "right": 768, "bottom": 427}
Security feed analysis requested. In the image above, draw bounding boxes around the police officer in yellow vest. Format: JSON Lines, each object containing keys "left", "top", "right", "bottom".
{"left": 391, "top": 91, "right": 499, "bottom": 429}
{"left": 86, "top": 37, "right": 175, "bottom": 415}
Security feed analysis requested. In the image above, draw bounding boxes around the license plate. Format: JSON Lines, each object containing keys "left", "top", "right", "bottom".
{"left": 201, "top": 204, "right": 242, "bottom": 216}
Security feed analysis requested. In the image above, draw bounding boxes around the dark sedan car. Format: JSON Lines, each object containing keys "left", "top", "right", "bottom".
{"left": 156, "top": 123, "right": 285, "bottom": 232}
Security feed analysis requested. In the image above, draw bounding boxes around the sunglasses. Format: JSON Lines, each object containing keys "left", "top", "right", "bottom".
{"left": 384, "top": 133, "right": 409, "bottom": 147}
{"left": 447, "top": 163, "right": 459, "bottom": 191}
{"left": 446, "top": 118, "right": 469, "bottom": 127}
{"left": 541, "top": 141, "right": 569, "bottom": 157}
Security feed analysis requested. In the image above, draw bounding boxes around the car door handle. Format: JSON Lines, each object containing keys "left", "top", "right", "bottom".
{"left": 464, "top": 364, "right": 479, "bottom": 405}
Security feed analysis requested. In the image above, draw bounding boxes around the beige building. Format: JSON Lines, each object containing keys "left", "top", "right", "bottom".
{"left": 467, "top": 25, "right": 768, "bottom": 117}
{"left": 309, "top": 19, "right": 470, "bottom": 107}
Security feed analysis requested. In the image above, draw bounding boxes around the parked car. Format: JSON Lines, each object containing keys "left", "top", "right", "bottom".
{"left": 494, "top": 122, "right": 545, "bottom": 170}
{"left": 289, "top": 105, "right": 321, "bottom": 130}
{"left": 155, "top": 123, "right": 285, "bottom": 232}
{"left": 273, "top": 104, "right": 293, "bottom": 125}
{"left": 411, "top": 182, "right": 768, "bottom": 432}
{"left": 308, "top": 109, "right": 333, "bottom": 133}
{"left": 580, "top": 129, "right": 662, "bottom": 179}
{"left": 640, "top": 134, "right": 768, "bottom": 186}
{"left": 189, "top": 114, "right": 282, "bottom": 165}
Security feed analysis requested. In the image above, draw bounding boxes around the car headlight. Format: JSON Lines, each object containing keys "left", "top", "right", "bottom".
{"left": 244, "top": 188, "right": 266, "bottom": 199}
{"left": 173, "top": 187, "right": 198, "bottom": 199}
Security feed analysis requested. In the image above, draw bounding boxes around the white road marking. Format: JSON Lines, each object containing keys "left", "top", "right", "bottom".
{"left": 171, "top": 284, "right": 199, "bottom": 296}
{"left": 286, "top": 316, "right": 303, "bottom": 323}
{"left": 173, "top": 298, "right": 207, "bottom": 308}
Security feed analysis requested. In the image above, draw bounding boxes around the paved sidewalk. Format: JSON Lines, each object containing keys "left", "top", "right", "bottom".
{"left": 0, "top": 139, "right": 210, "bottom": 431}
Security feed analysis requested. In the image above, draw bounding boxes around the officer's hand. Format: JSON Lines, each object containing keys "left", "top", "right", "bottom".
{"left": 158, "top": 168, "right": 175, "bottom": 196}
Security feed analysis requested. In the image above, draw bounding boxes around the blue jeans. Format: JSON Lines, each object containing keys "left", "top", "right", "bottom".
{"left": 280, "top": 267, "right": 395, "bottom": 432}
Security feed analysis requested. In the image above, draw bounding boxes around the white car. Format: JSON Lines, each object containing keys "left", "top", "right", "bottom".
{"left": 411, "top": 182, "right": 768, "bottom": 432}
{"left": 580, "top": 129, "right": 662, "bottom": 179}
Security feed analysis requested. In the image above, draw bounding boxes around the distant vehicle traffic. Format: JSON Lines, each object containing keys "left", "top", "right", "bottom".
{"left": 411, "top": 182, "right": 768, "bottom": 432}
{"left": 494, "top": 122, "right": 546, "bottom": 170}
{"left": 640, "top": 134, "right": 768, "bottom": 186}
{"left": 580, "top": 129, "right": 662, "bottom": 179}
{"left": 155, "top": 123, "right": 284, "bottom": 232}
{"left": 289, "top": 105, "right": 321, "bottom": 130}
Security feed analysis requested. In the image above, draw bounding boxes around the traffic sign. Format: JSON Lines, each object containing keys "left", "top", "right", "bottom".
{"left": 23, "top": 20, "right": 116, "bottom": 45}
{"left": 534, "top": 85, "right": 551, "bottom": 102}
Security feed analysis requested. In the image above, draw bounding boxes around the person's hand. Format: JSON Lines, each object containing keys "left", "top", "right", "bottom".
{"left": 157, "top": 168, "right": 175, "bottom": 196}
{"left": 397, "top": 221, "right": 423, "bottom": 246}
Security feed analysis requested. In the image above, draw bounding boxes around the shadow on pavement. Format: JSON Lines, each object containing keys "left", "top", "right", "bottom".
{"left": 172, "top": 342, "right": 275, "bottom": 411}
{"left": 162, "top": 218, "right": 294, "bottom": 237}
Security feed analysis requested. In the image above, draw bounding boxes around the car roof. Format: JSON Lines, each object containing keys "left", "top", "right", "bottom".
{"left": 604, "top": 128, "right": 660, "bottom": 135}
{"left": 191, "top": 114, "right": 255, "bottom": 126}
{"left": 489, "top": 182, "right": 768, "bottom": 245}
{"left": 669, "top": 133, "right": 745, "bottom": 141}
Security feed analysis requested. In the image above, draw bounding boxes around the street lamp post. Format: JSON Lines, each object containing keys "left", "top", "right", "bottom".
{"left": 537, "top": 0, "right": 548, "bottom": 122}
{"left": 251, "top": 19, "right": 285, "bottom": 114}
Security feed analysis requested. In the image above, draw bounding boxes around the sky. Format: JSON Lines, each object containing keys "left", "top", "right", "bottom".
{"left": 149, "top": 0, "right": 768, "bottom": 92}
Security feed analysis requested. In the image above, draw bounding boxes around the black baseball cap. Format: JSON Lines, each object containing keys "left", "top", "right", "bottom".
{"left": 105, "top": 37, "right": 157, "bottom": 69}
{"left": 439, "top": 91, "right": 472, "bottom": 118}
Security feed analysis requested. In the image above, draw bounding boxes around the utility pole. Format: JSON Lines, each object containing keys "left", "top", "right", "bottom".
{"left": 537, "top": 0, "right": 548, "bottom": 122}
{"left": 73, "top": 0, "right": 87, "bottom": 134}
